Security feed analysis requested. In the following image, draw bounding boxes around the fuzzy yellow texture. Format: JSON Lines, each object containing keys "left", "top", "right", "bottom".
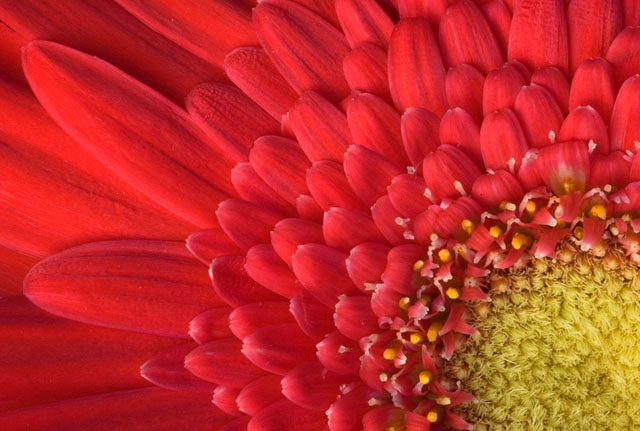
{"left": 454, "top": 254, "right": 640, "bottom": 430}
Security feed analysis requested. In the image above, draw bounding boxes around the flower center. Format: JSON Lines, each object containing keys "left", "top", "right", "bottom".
{"left": 453, "top": 253, "right": 640, "bottom": 430}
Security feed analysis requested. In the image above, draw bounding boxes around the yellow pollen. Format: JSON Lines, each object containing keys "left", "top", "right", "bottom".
{"left": 589, "top": 204, "right": 607, "bottom": 220}
{"left": 398, "top": 296, "right": 411, "bottom": 310}
{"left": 499, "top": 201, "right": 516, "bottom": 211}
{"left": 386, "top": 427, "right": 396, "bottom": 431}
{"left": 419, "top": 370, "right": 433, "bottom": 385}
{"left": 383, "top": 348, "right": 397, "bottom": 361}
{"left": 573, "top": 226, "right": 583, "bottom": 240}
{"left": 489, "top": 225, "right": 502, "bottom": 238}
{"left": 426, "top": 411, "right": 439, "bottom": 423}
{"left": 445, "top": 287, "right": 460, "bottom": 299}
{"left": 511, "top": 232, "right": 532, "bottom": 250}
{"left": 413, "top": 259, "right": 425, "bottom": 272}
{"left": 610, "top": 224, "right": 620, "bottom": 236}
{"left": 435, "top": 396, "right": 452, "bottom": 406}
{"left": 461, "top": 218, "right": 475, "bottom": 234}
{"left": 562, "top": 178, "right": 576, "bottom": 194}
{"left": 438, "top": 248, "right": 452, "bottom": 263}
{"left": 410, "top": 332, "right": 424, "bottom": 344}
{"left": 427, "top": 321, "right": 444, "bottom": 342}
{"left": 525, "top": 200, "right": 537, "bottom": 215}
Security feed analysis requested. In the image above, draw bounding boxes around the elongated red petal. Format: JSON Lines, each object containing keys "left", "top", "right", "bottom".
{"left": 307, "top": 161, "right": 368, "bottom": 212}
{"left": 335, "top": 0, "right": 395, "bottom": 48}
{"left": 242, "top": 323, "right": 317, "bottom": 375}
{"left": 343, "top": 43, "right": 392, "bottom": 103}
{"left": 388, "top": 18, "right": 448, "bottom": 115}
{"left": 140, "top": 342, "right": 216, "bottom": 393}
{"left": 480, "top": 0, "right": 512, "bottom": 56}
{"left": 24, "top": 241, "right": 221, "bottom": 337}
{"left": 0, "top": 0, "right": 225, "bottom": 103}
{"left": 609, "top": 75, "right": 640, "bottom": 152}
{"left": 213, "top": 386, "right": 242, "bottom": 417}
{"left": 344, "top": 145, "right": 403, "bottom": 206}
{"left": 423, "top": 144, "right": 482, "bottom": 202}
{"left": 290, "top": 288, "right": 336, "bottom": 339}
{"left": 248, "top": 399, "right": 327, "bottom": 431}
{"left": 187, "top": 83, "right": 279, "bottom": 163}
{"left": 558, "top": 106, "right": 609, "bottom": 154}
{"left": 445, "top": 64, "right": 485, "bottom": 124}
{"left": 471, "top": 170, "right": 525, "bottom": 208}
{"left": 253, "top": 0, "right": 350, "bottom": 102}
{"left": 508, "top": 0, "right": 569, "bottom": 74}
{"left": 217, "top": 199, "right": 283, "bottom": 250}
{"left": 224, "top": 47, "right": 299, "bottom": 120}
{"left": 0, "top": 296, "right": 178, "bottom": 412}
{"left": 323, "top": 208, "right": 387, "bottom": 251}
{"left": 189, "top": 307, "right": 234, "bottom": 344}
{"left": 347, "top": 243, "right": 390, "bottom": 292}
{"left": 401, "top": 108, "right": 441, "bottom": 169}
{"left": 229, "top": 302, "right": 295, "bottom": 339}
{"left": 316, "top": 331, "right": 362, "bottom": 375}
{"left": 398, "top": 0, "right": 449, "bottom": 26}
{"left": 605, "top": 27, "right": 640, "bottom": 87}
{"left": 114, "top": 0, "right": 257, "bottom": 66}
{"left": 186, "top": 229, "right": 242, "bottom": 265}
{"left": 622, "top": 0, "right": 640, "bottom": 26}
{"left": 289, "top": 91, "right": 353, "bottom": 163}
{"left": 0, "top": 247, "right": 36, "bottom": 296}
{"left": 231, "top": 163, "right": 296, "bottom": 217}
{"left": 185, "top": 338, "right": 266, "bottom": 387}
{"left": 372, "top": 195, "right": 409, "bottom": 245}
{"left": 483, "top": 63, "right": 527, "bottom": 117}
{"left": 0, "top": 388, "right": 230, "bottom": 431}
{"left": 237, "top": 375, "right": 284, "bottom": 415}
{"left": 480, "top": 108, "right": 529, "bottom": 171}
{"left": 211, "top": 255, "right": 282, "bottom": 307}
{"left": 439, "top": 0, "right": 503, "bottom": 73}
{"left": 569, "top": 58, "right": 616, "bottom": 122}
{"left": 514, "top": 84, "right": 564, "bottom": 148}
{"left": 589, "top": 152, "right": 631, "bottom": 189}
{"left": 246, "top": 245, "right": 301, "bottom": 298}
{"left": 567, "top": 0, "right": 623, "bottom": 73}
{"left": 282, "top": 362, "right": 352, "bottom": 410}
{"left": 335, "top": 295, "right": 380, "bottom": 340}
{"left": 271, "top": 218, "right": 325, "bottom": 266}
{"left": 537, "top": 141, "right": 591, "bottom": 195}
{"left": 440, "top": 108, "right": 483, "bottom": 166}
{"left": 531, "top": 66, "right": 570, "bottom": 114}
{"left": 24, "top": 41, "right": 235, "bottom": 228}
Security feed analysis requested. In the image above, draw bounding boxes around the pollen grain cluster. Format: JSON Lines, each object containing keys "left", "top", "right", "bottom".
{"left": 454, "top": 253, "right": 640, "bottom": 430}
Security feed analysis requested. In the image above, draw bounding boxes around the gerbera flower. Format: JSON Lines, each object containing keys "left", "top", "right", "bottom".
{"left": 1, "top": 0, "right": 640, "bottom": 430}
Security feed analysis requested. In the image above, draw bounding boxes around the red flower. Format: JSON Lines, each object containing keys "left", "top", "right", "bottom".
{"left": 1, "top": 0, "right": 640, "bottom": 430}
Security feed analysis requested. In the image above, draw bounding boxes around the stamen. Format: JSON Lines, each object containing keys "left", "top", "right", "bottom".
{"left": 461, "top": 219, "right": 475, "bottom": 234}
{"left": 419, "top": 370, "right": 433, "bottom": 385}
{"left": 573, "top": 226, "right": 583, "bottom": 240}
{"left": 398, "top": 296, "right": 411, "bottom": 310}
{"left": 445, "top": 287, "right": 460, "bottom": 299}
{"left": 562, "top": 178, "right": 576, "bottom": 194}
{"left": 525, "top": 200, "right": 537, "bottom": 215}
{"left": 438, "top": 249, "right": 452, "bottom": 263}
{"left": 489, "top": 225, "right": 502, "bottom": 238}
{"left": 410, "top": 332, "right": 424, "bottom": 344}
{"left": 427, "top": 321, "right": 444, "bottom": 342}
{"left": 589, "top": 204, "right": 607, "bottom": 220}
{"left": 511, "top": 232, "right": 532, "bottom": 250}
{"left": 426, "top": 411, "right": 439, "bottom": 423}
{"left": 413, "top": 260, "right": 425, "bottom": 272}
{"left": 435, "top": 396, "right": 452, "bottom": 405}
{"left": 499, "top": 201, "right": 516, "bottom": 211}
{"left": 383, "top": 348, "right": 397, "bottom": 361}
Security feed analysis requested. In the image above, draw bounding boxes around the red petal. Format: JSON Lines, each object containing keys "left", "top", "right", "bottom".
{"left": 242, "top": 323, "right": 317, "bottom": 375}
{"left": 401, "top": 108, "right": 441, "bottom": 169}
{"left": 230, "top": 302, "right": 294, "bottom": 340}
{"left": 253, "top": 0, "right": 350, "bottom": 102}
{"left": 335, "top": 295, "right": 380, "bottom": 340}
{"left": 141, "top": 342, "right": 216, "bottom": 393}
{"left": 398, "top": 0, "right": 449, "bottom": 27}
{"left": 292, "top": 244, "right": 358, "bottom": 307}
{"left": 480, "top": 0, "right": 512, "bottom": 57}
{"left": 0, "top": 247, "right": 35, "bottom": 296}
{"left": 187, "top": 83, "right": 279, "bottom": 162}
{"left": 189, "top": 307, "right": 233, "bottom": 344}
{"left": 246, "top": 245, "right": 301, "bottom": 298}
{"left": 343, "top": 43, "right": 392, "bottom": 103}
{"left": 185, "top": 338, "right": 266, "bottom": 387}
{"left": 609, "top": 75, "right": 640, "bottom": 152}
{"left": 335, "top": 0, "right": 395, "bottom": 48}
{"left": 224, "top": 47, "right": 298, "bottom": 120}
{"left": 289, "top": 91, "right": 353, "bottom": 163}
{"left": 483, "top": 63, "right": 527, "bottom": 117}
{"left": 558, "top": 106, "right": 609, "bottom": 154}
{"left": 508, "top": 0, "right": 569, "bottom": 74}
{"left": 382, "top": 244, "right": 424, "bottom": 294}
{"left": 605, "top": 27, "right": 640, "bottom": 87}
{"left": 237, "top": 375, "right": 284, "bottom": 415}
{"left": 388, "top": 174, "right": 433, "bottom": 218}
{"left": 213, "top": 386, "right": 242, "bottom": 417}
{"left": 537, "top": 141, "right": 591, "bottom": 195}
{"left": 445, "top": 64, "right": 485, "bottom": 124}
{"left": 471, "top": 170, "right": 525, "bottom": 208}
{"left": 622, "top": 0, "right": 640, "bottom": 26}
{"left": 231, "top": 163, "right": 296, "bottom": 217}
{"left": 292, "top": 0, "right": 342, "bottom": 28}
{"left": 1, "top": 0, "right": 225, "bottom": 103}
{"left": 388, "top": 18, "right": 448, "bottom": 115}
{"left": 514, "top": 84, "right": 564, "bottom": 148}
{"left": 211, "top": 255, "right": 282, "bottom": 307}
{"left": 589, "top": 152, "right": 631, "bottom": 189}
{"left": 422, "top": 144, "right": 482, "bottom": 202}
{"left": 307, "top": 161, "right": 368, "bottom": 212}
{"left": 250, "top": 136, "right": 311, "bottom": 205}
{"left": 24, "top": 240, "right": 221, "bottom": 337}
{"left": 220, "top": 416, "right": 251, "bottom": 431}
{"left": 347, "top": 93, "right": 409, "bottom": 167}
{"left": 567, "top": 0, "right": 623, "bottom": 73}
{"left": 290, "top": 288, "right": 336, "bottom": 339}
{"left": 440, "top": 108, "right": 483, "bottom": 166}
{"left": 480, "top": 108, "right": 529, "bottom": 171}
{"left": 296, "top": 194, "right": 326, "bottom": 222}
{"left": 271, "top": 218, "right": 325, "bottom": 266}
{"left": 344, "top": 145, "right": 403, "bottom": 206}
{"left": 0, "top": 296, "right": 179, "bottom": 412}
{"left": 327, "top": 385, "right": 376, "bottom": 431}
{"left": 372, "top": 195, "right": 410, "bottom": 245}
{"left": 114, "top": 0, "right": 257, "bottom": 66}
{"left": 324, "top": 208, "right": 387, "bottom": 251}
{"left": 186, "top": 229, "right": 242, "bottom": 265}
{"left": 0, "top": 24, "right": 26, "bottom": 85}
{"left": 282, "top": 362, "right": 352, "bottom": 410}
{"left": 435, "top": 197, "right": 483, "bottom": 238}
{"left": 346, "top": 243, "right": 391, "bottom": 292}
{"left": 439, "top": 0, "right": 503, "bottom": 74}
{"left": 23, "top": 41, "right": 235, "bottom": 227}
{"left": 217, "top": 199, "right": 283, "bottom": 250}
{"left": 531, "top": 66, "right": 570, "bottom": 114}
{"left": 248, "top": 399, "right": 327, "bottom": 431}
{"left": 0, "top": 388, "right": 229, "bottom": 431}
{"left": 317, "top": 331, "right": 362, "bottom": 375}
{"left": 568, "top": 57, "right": 616, "bottom": 122}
